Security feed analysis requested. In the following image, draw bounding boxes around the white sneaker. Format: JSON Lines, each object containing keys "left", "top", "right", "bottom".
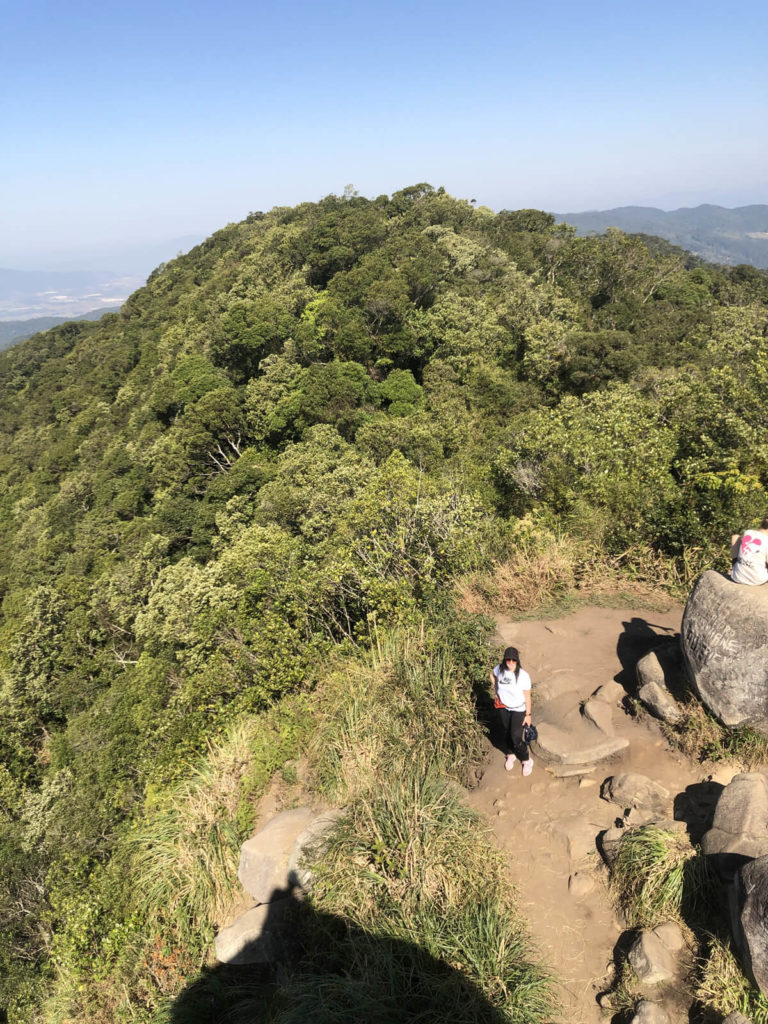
{"left": 522, "top": 759, "right": 533, "bottom": 777}
{"left": 505, "top": 754, "right": 516, "bottom": 771}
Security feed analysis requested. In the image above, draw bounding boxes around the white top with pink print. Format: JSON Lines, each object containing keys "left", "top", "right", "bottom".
{"left": 733, "top": 529, "right": 768, "bottom": 585}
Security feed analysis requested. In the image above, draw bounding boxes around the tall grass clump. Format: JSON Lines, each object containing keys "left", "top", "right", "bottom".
{"left": 273, "top": 767, "right": 553, "bottom": 1024}
{"left": 696, "top": 934, "right": 768, "bottom": 1024}
{"left": 610, "top": 825, "right": 715, "bottom": 929}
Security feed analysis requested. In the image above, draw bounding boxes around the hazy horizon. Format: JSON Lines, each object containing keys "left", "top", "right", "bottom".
{"left": 3, "top": 0, "right": 766, "bottom": 271}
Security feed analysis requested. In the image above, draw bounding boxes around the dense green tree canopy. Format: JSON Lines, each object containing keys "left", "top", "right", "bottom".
{"left": 0, "top": 185, "right": 767, "bottom": 1021}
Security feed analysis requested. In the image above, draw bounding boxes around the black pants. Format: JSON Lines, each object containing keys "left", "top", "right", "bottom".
{"left": 498, "top": 708, "right": 529, "bottom": 760}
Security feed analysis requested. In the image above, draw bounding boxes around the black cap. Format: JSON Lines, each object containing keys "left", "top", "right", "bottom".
{"left": 503, "top": 646, "right": 519, "bottom": 662}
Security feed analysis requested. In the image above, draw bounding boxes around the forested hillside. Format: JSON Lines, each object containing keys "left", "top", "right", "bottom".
{"left": 2, "top": 185, "right": 768, "bottom": 1022}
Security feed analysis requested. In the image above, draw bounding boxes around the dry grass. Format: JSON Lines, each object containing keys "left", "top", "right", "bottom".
{"left": 457, "top": 535, "right": 683, "bottom": 619}
{"left": 666, "top": 700, "right": 768, "bottom": 771}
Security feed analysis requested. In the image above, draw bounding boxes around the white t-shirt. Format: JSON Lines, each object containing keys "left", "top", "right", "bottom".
{"left": 732, "top": 530, "right": 768, "bottom": 585}
{"left": 493, "top": 664, "right": 532, "bottom": 711}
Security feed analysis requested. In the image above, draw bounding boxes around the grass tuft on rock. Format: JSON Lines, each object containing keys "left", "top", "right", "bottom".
{"left": 609, "top": 825, "right": 715, "bottom": 929}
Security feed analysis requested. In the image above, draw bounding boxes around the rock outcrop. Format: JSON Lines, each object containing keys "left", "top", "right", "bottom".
{"left": 219, "top": 805, "right": 343, "bottom": 965}
{"left": 214, "top": 899, "right": 295, "bottom": 965}
{"left": 238, "top": 807, "right": 318, "bottom": 903}
{"left": 681, "top": 570, "right": 768, "bottom": 730}
{"left": 702, "top": 773, "right": 768, "bottom": 880}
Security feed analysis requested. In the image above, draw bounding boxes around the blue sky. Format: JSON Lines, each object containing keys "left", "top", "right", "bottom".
{"left": 2, "top": 0, "right": 767, "bottom": 269}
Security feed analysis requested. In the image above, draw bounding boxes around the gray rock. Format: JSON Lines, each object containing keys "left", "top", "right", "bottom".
{"left": 630, "top": 1001, "right": 670, "bottom": 1024}
{"left": 582, "top": 698, "right": 615, "bottom": 736}
{"left": 601, "top": 773, "right": 671, "bottom": 818}
{"left": 287, "top": 809, "right": 343, "bottom": 891}
{"left": 637, "top": 651, "right": 666, "bottom": 689}
{"left": 733, "top": 855, "right": 768, "bottom": 997}
{"left": 214, "top": 898, "right": 294, "bottom": 964}
{"left": 681, "top": 570, "right": 768, "bottom": 730}
{"left": 534, "top": 720, "right": 628, "bottom": 766}
{"left": 591, "top": 680, "right": 626, "bottom": 704}
{"left": 627, "top": 928, "right": 677, "bottom": 985}
{"left": 638, "top": 681, "right": 683, "bottom": 725}
{"left": 599, "top": 826, "right": 625, "bottom": 868}
{"left": 702, "top": 773, "right": 768, "bottom": 880}
{"left": 722, "top": 1013, "right": 751, "bottom": 1024}
{"left": 652, "top": 920, "right": 684, "bottom": 953}
{"left": 238, "top": 807, "right": 317, "bottom": 903}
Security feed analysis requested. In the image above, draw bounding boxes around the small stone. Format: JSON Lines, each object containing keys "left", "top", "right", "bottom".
{"left": 624, "top": 806, "right": 657, "bottom": 827}
{"left": 239, "top": 807, "right": 317, "bottom": 903}
{"left": 579, "top": 777, "right": 598, "bottom": 789}
{"left": 493, "top": 798, "right": 506, "bottom": 808}
{"left": 583, "top": 698, "right": 615, "bottom": 736}
{"left": 638, "top": 681, "right": 683, "bottom": 725}
{"left": 568, "top": 871, "right": 595, "bottom": 897}
{"left": 636, "top": 651, "right": 666, "bottom": 689}
{"left": 627, "top": 929, "right": 677, "bottom": 985}
{"left": 631, "top": 999, "right": 670, "bottom": 1024}
{"left": 545, "top": 763, "right": 598, "bottom": 778}
{"left": 601, "top": 774, "right": 671, "bottom": 818}
{"left": 599, "top": 826, "right": 625, "bottom": 868}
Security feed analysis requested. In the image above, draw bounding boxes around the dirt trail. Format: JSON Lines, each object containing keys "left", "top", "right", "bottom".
{"left": 465, "top": 604, "right": 738, "bottom": 1023}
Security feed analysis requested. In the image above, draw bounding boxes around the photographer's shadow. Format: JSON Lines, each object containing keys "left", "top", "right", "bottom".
{"left": 169, "top": 884, "right": 514, "bottom": 1024}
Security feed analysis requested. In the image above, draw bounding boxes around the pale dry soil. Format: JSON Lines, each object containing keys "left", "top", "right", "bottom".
{"left": 466, "top": 603, "right": 739, "bottom": 1024}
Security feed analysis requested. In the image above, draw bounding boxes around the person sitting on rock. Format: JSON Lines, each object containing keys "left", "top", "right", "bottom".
{"left": 730, "top": 517, "right": 768, "bottom": 585}
{"left": 490, "top": 646, "right": 534, "bottom": 776}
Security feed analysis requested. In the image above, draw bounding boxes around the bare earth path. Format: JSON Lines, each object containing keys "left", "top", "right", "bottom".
{"left": 465, "top": 603, "right": 738, "bottom": 1024}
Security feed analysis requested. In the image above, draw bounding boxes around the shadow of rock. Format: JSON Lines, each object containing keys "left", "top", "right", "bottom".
{"left": 616, "top": 618, "right": 681, "bottom": 699}
{"left": 169, "top": 886, "right": 516, "bottom": 1024}
{"left": 673, "top": 782, "right": 725, "bottom": 844}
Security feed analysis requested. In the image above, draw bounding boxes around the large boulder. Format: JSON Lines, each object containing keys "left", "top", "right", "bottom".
{"left": 702, "top": 773, "right": 768, "bottom": 880}
{"left": 732, "top": 855, "right": 768, "bottom": 997}
{"left": 214, "top": 898, "right": 295, "bottom": 964}
{"left": 238, "top": 807, "right": 317, "bottom": 903}
{"left": 681, "top": 570, "right": 768, "bottom": 729}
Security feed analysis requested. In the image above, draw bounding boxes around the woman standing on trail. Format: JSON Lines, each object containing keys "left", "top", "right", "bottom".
{"left": 491, "top": 646, "right": 534, "bottom": 776}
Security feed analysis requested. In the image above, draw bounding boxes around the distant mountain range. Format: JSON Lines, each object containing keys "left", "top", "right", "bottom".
{"left": 0, "top": 306, "right": 123, "bottom": 351}
{"left": 552, "top": 204, "right": 768, "bottom": 268}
